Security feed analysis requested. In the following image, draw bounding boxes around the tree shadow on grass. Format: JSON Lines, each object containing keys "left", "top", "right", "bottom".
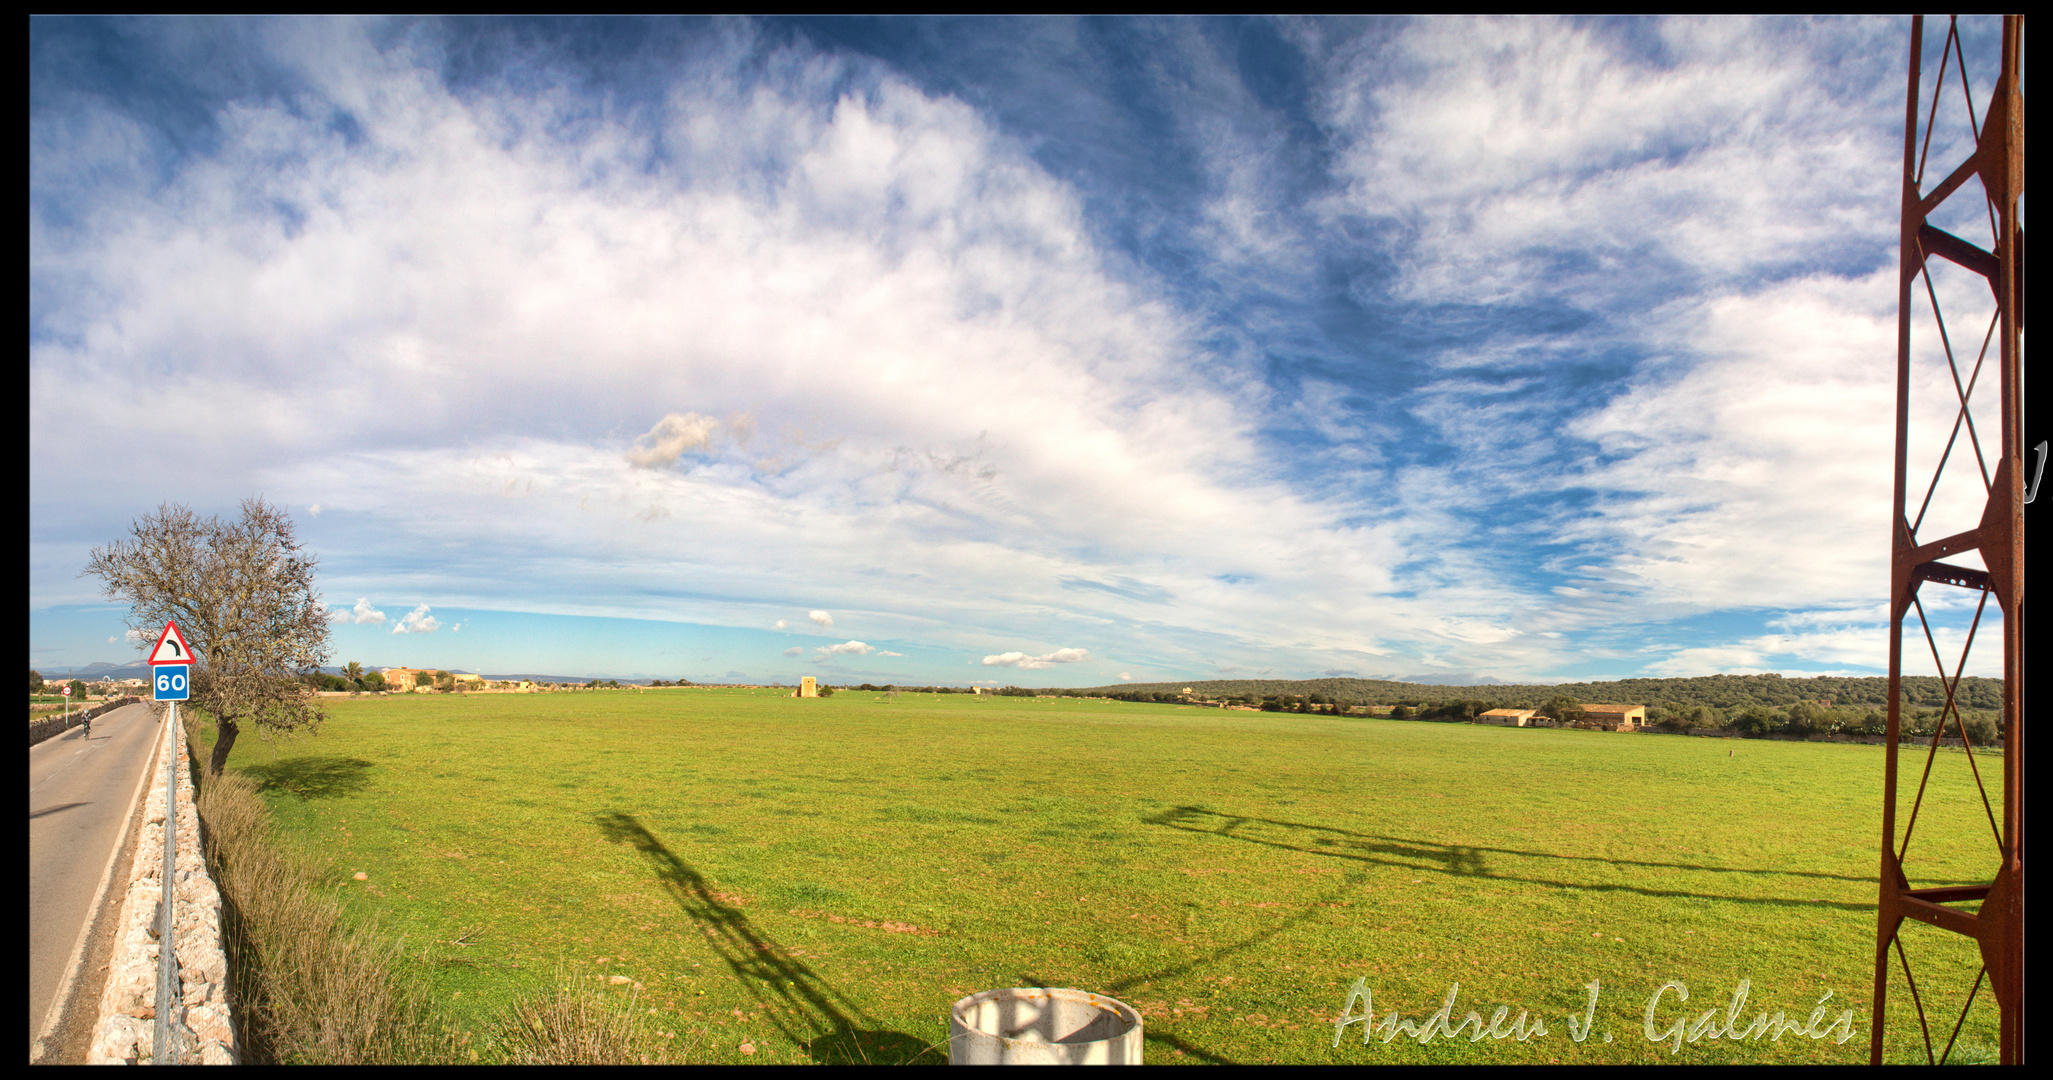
{"left": 594, "top": 812, "right": 944, "bottom": 1065}
{"left": 1144, "top": 805, "right": 1873, "bottom": 910}
{"left": 238, "top": 755, "right": 376, "bottom": 800}
{"left": 1032, "top": 803, "right": 1874, "bottom": 1063}
{"left": 1142, "top": 1028, "right": 1240, "bottom": 1065}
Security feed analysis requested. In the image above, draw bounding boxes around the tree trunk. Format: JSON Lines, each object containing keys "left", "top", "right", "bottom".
{"left": 208, "top": 716, "right": 239, "bottom": 777}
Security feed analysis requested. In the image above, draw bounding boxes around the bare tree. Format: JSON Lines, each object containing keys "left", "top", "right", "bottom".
{"left": 83, "top": 499, "right": 332, "bottom": 776}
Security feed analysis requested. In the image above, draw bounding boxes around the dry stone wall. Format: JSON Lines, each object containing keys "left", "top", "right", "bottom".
{"left": 89, "top": 706, "right": 235, "bottom": 1065}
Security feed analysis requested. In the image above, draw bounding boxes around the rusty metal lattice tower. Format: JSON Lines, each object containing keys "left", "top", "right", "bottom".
{"left": 1872, "top": 14, "right": 2024, "bottom": 1066}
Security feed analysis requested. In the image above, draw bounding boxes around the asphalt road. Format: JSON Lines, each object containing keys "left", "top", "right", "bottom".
{"left": 29, "top": 702, "right": 162, "bottom": 1055}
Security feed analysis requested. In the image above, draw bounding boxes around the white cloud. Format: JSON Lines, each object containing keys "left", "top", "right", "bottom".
{"left": 28, "top": 31, "right": 1373, "bottom": 675}
{"left": 626, "top": 412, "right": 719, "bottom": 469}
{"left": 392, "top": 604, "right": 440, "bottom": 634}
{"left": 1567, "top": 270, "right": 1908, "bottom": 611}
{"left": 982, "top": 647, "right": 1090, "bottom": 670}
{"left": 1637, "top": 601, "right": 2001, "bottom": 680}
{"left": 1273, "top": 18, "right": 1939, "bottom": 679}
{"left": 815, "top": 640, "right": 875, "bottom": 659}
{"left": 308, "top": 503, "right": 321, "bottom": 516}
{"left": 334, "top": 598, "right": 387, "bottom": 625}
{"left": 879, "top": 650, "right": 902, "bottom": 657}
{"left": 28, "top": 20, "right": 1944, "bottom": 684}
{"left": 774, "top": 619, "right": 787, "bottom": 630}
{"left": 1325, "top": 19, "right": 1898, "bottom": 311}
{"left": 451, "top": 623, "right": 461, "bottom": 633}
{"left": 782, "top": 646, "right": 804, "bottom": 656}
{"left": 1117, "top": 671, "right": 1133, "bottom": 681}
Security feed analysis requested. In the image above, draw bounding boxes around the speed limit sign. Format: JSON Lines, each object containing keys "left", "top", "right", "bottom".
{"left": 155, "top": 666, "right": 190, "bottom": 702}
{"left": 61, "top": 684, "right": 71, "bottom": 696}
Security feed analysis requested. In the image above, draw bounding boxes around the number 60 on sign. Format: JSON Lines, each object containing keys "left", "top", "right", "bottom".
{"left": 155, "top": 665, "right": 189, "bottom": 701}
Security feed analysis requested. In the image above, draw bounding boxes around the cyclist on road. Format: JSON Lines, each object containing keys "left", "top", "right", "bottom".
{"left": 81, "top": 712, "right": 91, "bottom": 739}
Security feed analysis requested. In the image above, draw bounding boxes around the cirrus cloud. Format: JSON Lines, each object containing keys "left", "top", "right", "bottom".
{"left": 982, "top": 647, "right": 1090, "bottom": 670}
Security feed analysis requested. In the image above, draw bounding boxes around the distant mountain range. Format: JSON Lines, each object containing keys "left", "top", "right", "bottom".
{"left": 30, "top": 660, "right": 624, "bottom": 685}
{"left": 1383, "top": 672, "right": 1512, "bottom": 686}
{"left": 32, "top": 661, "right": 158, "bottom": 681}
{"left": 1071, "top": 676, "right": 1537, "bottom": 700}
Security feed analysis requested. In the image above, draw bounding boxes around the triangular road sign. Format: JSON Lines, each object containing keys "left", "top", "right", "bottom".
{"left": 149, "top": 620, "right": 195, "bottom": 665}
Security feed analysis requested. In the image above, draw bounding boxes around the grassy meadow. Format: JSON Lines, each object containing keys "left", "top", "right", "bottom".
{"left": 195, "top": 688, "right": 2003, "bottom": 1064}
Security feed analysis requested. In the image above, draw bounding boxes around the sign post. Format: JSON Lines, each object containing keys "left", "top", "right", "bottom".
{"left": 147, "top": 620, "right": 194, "bottom": 1064}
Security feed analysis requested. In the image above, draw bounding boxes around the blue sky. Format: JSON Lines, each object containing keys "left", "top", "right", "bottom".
{"left": 29, "top": 17, "right": 2010, "bottom": 685}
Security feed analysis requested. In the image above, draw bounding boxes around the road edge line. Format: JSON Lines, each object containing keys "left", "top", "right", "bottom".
{"left": 30, "top": 702, "right": 164, "bottom": 1061}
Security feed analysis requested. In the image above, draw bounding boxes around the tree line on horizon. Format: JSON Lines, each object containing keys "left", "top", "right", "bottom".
{"left": 1047, "top": 672, "right": 2006, "bottom": 745}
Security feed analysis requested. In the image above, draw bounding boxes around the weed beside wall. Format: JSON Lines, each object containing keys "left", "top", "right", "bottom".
{"left": 495, "top": 972, "right": 688, "bottom": 1065}
{"left": 191, "top": 750, "right": 439, "bottom": 1063}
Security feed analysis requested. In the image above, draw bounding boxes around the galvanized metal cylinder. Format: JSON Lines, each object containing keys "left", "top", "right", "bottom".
{"left": 948, "top": 987, "right": 1142, "bottom": 1065}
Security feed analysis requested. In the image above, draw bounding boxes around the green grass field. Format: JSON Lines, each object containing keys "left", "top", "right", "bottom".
{"left": 198, "top": 689, "right": 2003, "bottom": 1064}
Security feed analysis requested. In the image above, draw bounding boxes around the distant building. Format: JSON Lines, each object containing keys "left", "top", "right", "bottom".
{"left": 377, "top": 668, "right": 477, "bottom": 692}
{"left": 1580, "top": 704, "right": 1647, "bottom": 731}
{"left": 799, "top": 676, "right": 817, "bottom": 698}
{"left": 1477, "top": 708, "right": 1537, "bottom": 727}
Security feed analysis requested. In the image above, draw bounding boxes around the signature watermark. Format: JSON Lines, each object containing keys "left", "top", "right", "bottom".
{"left": 1333, "top": 978, "right": 1860, "bottom": 1053}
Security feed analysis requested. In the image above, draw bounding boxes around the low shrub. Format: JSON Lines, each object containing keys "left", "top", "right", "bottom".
{"left": 1961, "top": 713, "right": 2001, "bottom": 746}
{"left": 493, "top": 970, "right": 688, "bottom": 1065}
{"left": 191, "top": 756, "right": 441, "bottom": 1064}
{"left": 1731, "top": 707, "right": 1780, "bottom": 739}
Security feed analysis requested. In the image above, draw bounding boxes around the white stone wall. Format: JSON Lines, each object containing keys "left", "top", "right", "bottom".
{"left": 89, "top": 708, "right": 236, "bottom": 1065}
